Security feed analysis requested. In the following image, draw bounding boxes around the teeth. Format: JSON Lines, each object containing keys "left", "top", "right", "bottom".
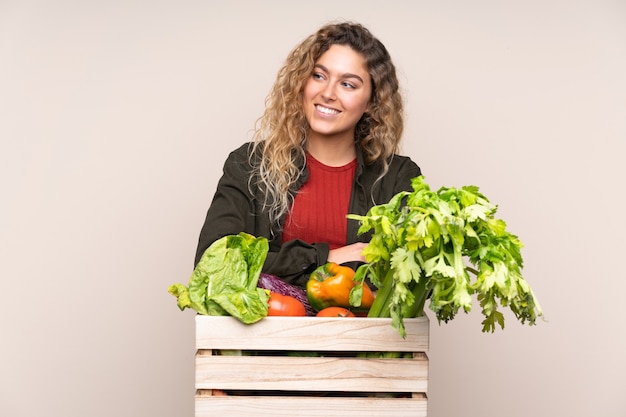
{"left": 316, "top": 105, "right": 340, "bottom": 115}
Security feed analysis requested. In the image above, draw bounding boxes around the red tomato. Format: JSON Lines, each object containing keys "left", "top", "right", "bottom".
{"left": 267, "top": 292, "right": 306, "bottom": 316}
{"left": 316, "top": 307, "right": 356, "bottom": 317}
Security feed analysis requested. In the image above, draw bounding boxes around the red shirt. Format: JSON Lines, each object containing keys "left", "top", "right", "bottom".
{"left": 282, "top": 153, "right": 357, "bottom": 249}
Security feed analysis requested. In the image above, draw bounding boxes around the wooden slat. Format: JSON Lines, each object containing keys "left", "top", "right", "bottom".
{"left": 195, "top": 354, "right": 428, "bottom": 393}
{"left": 195, "top": 395, "right": 428, "bottom": 417}
{"left": 195, "top": 315, "right": 429, "bottom": 352}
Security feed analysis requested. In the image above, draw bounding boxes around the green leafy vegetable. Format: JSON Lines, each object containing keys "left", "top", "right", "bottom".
{"left": 348, "top": 176, "right": 543, "bottom": 337}
{"left": 168, "top": 232, "right": 270, "bottom": 324}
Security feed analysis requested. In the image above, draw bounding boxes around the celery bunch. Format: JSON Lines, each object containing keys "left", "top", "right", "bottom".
{"left": 349, "top": 176, "right": 543, "bottom": 337}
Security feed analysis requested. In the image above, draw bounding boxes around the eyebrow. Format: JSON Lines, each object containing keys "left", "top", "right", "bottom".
{"left": 314, "top": 64, "right": 365, "bottom": 84}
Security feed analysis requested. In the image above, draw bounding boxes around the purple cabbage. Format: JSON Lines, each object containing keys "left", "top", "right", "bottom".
{"left": 257, "top": 273, "right": 316, "bottom": 316}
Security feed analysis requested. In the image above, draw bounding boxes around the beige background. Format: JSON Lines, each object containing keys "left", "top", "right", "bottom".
{"left": 1, "top": 1, "right": 625, "bottom": 416}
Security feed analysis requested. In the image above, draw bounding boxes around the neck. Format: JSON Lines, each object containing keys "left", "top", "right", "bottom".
{"left": 306, "top": 135, "right": 357, "bottom": 167}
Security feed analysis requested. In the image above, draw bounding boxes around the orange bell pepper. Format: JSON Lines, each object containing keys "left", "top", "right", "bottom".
{"left": 306, "top": 262, "right": 375, "bottom": 312}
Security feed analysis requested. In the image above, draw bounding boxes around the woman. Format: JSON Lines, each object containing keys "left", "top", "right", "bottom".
{"left": 195, "top": 22, "right": 421, "bottom": 288}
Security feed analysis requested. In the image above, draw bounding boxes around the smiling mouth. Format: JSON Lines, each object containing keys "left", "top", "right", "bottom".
{"left": 315, "top": 104, "right": 341, "bottom": 115}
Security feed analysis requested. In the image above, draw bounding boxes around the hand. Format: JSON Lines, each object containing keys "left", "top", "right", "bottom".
{"left": 327, "top": 242, "right": 368, "bottom": 265}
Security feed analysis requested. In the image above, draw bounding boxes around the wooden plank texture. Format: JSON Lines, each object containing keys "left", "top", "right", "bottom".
{"left": 196, "top": 353, "right": 428, "bottom": 392}
{"left": 195, "top": 315, "right": 429, "bottom": 352}
{"left": 195, "top": 395, "right": 428, "bottom": 417}
{"left": 194, "top": 315, "right": 430, "bottom": 415}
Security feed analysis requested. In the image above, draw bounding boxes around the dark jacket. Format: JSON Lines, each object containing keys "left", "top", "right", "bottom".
{"left": 195, "top": 142, "right": 421, "bottom": 287}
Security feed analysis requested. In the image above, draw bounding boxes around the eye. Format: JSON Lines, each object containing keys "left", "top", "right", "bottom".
{"left": 342, "top": 81, "right": 356, "bottom": 89}
{"left": 312, "top": 72, "right": 325, "bottom": 80}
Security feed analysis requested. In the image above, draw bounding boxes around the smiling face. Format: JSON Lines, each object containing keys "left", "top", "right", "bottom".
{"left": 302, "top": 44, "right": 372, "bottom": 145}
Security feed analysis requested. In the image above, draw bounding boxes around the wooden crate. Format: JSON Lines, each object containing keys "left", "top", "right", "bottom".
{"left": 195, "top": 315, "right": 429, "bottom": 417}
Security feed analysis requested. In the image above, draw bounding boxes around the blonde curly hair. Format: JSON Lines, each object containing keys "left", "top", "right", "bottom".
{"left": 251, "top": 22, "right": 404, "bottom": 226}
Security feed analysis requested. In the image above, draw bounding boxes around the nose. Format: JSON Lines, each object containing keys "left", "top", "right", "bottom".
{"left": 321, "top": 83, "right": 336, "bottom": 101}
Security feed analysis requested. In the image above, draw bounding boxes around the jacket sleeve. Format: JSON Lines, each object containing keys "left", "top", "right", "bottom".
{"left": 392, "top": 156, "right": 422, "bottom": 195}
{"left": 194, "top": 144, "right": 256, "bottom": 266}
{"left": 262, "top": 240, "right": 329, "bottom": 288}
